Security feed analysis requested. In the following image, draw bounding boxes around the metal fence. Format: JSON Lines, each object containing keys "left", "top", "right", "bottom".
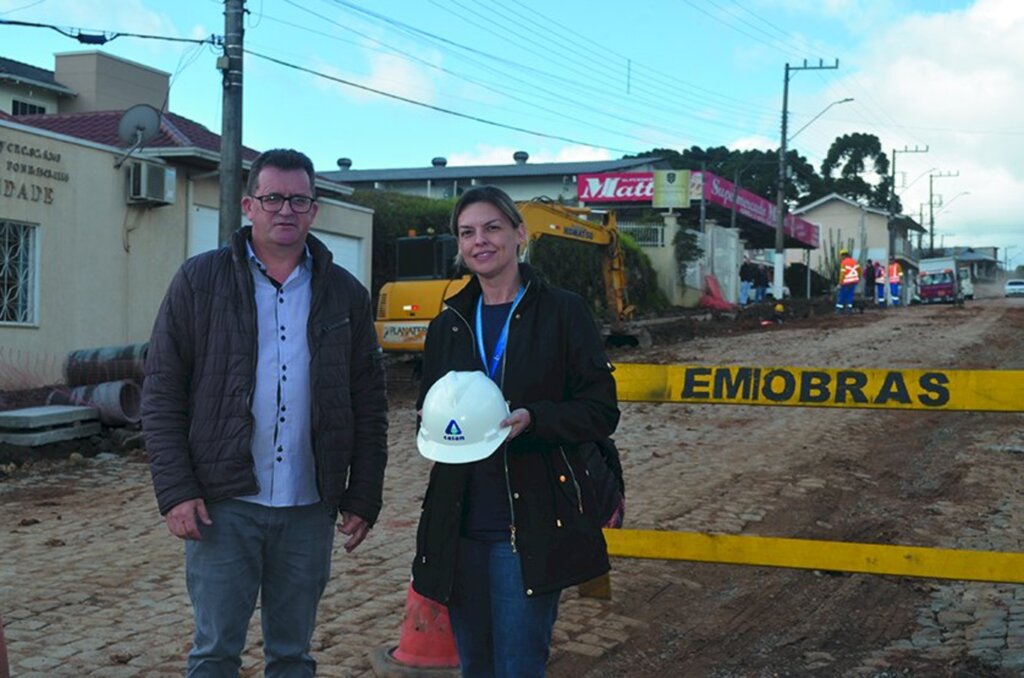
{"left": 619, "top": 222, "right": 665, "bottom": 248}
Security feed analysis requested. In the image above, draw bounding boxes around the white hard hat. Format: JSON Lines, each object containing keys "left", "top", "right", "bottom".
{"left": 417, "top": 371, "right": 511, "bottom": 464}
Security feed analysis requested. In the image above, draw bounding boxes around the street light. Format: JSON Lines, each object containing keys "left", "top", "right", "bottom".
{"left": 788, "top": 97, "right": 854, "bottom": 143}
{"left": 899, "top": 167, "right": 938, "bottom": 196}
{"left": 929, "top": 171, "right": 960, "bottom": 255}
{"left": 1005, "top": 246, "right": 1019, "bottom": 272}
{"left": 934, "top": 191, "right": 970, "bottom": 217}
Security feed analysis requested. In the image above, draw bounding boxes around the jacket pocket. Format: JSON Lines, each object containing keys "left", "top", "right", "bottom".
{"left": 318, "top": 315, "right": 351, "bottom": 336}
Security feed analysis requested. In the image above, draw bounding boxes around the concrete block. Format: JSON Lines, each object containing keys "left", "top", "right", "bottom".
{"left": 0, "top": 422, "right": 101, "bottom": 446}
{"left": 0, "top": 405, "right": 97, "bottom": 429}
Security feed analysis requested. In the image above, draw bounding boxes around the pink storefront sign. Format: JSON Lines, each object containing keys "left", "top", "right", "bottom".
{"left": 698, "top": 172, "right": 819, "bottom": 248}
{"left": 577, "top": 172, "right": 654, "bottom": 202}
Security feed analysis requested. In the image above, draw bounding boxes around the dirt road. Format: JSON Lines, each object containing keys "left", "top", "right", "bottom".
{"left": 2, "top": 288, "right": 1023, "bottom": 677}
{"left": 550, "top": 288, "right": 1024, "bottom": 677}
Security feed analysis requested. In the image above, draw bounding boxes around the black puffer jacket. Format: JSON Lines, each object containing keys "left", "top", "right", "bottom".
{"left": 142, "top": 228, "right": 388, "bottom": 523}
{"left": 412, "top": 264, "right": 619, "bottom": 603}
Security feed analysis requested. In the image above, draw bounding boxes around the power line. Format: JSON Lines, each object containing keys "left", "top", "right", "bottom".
{"left": 680, "top": 0, "right": 796, "bottom": 59}
{"left": 321, "top": 0, "right": 773, "bottom": 141}
{"left": 244, "top": 49, "right": 643, "bottom": 154}
{"left": 503, "top": 0, "right": 778, "bottom": 116}
{"left": 273, "top": 3, "right": 683, "bottom": 145}
{"left": 449, "top": 0, "right": 772, "bottom": 121}
{"left": 0, "top": 17, "right": 220, "bottom": 46}
{"left": 428, "top": 0, "right": 762, "bottom": 131}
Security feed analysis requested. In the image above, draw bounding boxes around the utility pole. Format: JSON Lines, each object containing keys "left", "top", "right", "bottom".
{"left": 775, "top": 59, "right": 838, "bottom": 299}
{"left": 928, "top": 171, "right": 959, "bottom": 256}
{"left": 885, "top": 145, "right": 927, "bottom": 306}
{"left": 218, "top": 0, "right": 245, "bottom": 247}
{"left": 918, "top": 202, "right": 929, "bottom": 253}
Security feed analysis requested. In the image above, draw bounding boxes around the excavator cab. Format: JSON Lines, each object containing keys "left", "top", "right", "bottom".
{"left": 393, "top": 234, "right": 460, "bottom": 281}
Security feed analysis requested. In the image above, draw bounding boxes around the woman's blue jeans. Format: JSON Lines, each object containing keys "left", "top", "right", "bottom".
{"left": 183, "top": 499, "right": 335, "bottom": 677}
{"left": 448, "top": 538, "right": 561, "bottom": 678}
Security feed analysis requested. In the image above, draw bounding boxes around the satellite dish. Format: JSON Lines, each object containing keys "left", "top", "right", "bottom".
{"left": 117, "top": 104, "right": 161, "bottom": 147}
{"left": 114, "top": 104, "right": 162, "bottom": 168}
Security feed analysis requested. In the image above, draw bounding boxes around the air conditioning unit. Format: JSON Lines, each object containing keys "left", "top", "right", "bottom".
{"left": 127, "top": 161, "right": 176, "bottom": 205}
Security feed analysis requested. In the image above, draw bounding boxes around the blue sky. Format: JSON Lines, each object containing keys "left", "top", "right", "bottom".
{"left": 2, "top": 0, "right": 1021, "bottom": 265}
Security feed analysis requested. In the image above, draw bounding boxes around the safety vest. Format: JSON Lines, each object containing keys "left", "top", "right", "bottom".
{"left": 840, "top": 257, "right": 860, "bottom": 284}
{"left": 888, "top": 262, "right": 902, "bottom": 282}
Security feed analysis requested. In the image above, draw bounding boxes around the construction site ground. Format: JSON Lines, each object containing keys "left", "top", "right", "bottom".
{"left": 2, "top": 284, "right": 1023, "bottom": 677}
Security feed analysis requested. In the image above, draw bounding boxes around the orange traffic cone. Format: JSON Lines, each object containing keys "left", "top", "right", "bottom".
{"left": 370, "top": 583, "right": 459, "bottom": 677}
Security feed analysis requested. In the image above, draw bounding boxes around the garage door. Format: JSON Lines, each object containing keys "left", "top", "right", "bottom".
{"left": 188, "top": 205, "right": 220, "bottom": 257}
{"left": 313, "top": 230, "right": 364, "bottom": 284}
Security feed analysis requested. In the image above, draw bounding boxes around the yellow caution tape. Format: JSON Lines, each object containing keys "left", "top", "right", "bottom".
{"left": 613, "top": 363, "right": 1024, "bottom": 411}
{"left": 603, "top": 529, "right": 1024, "bottom": 584}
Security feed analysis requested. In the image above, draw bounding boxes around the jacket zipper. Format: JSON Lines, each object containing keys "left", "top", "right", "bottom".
{"left": 309, "top": 289, "right": 323, "bottom": 497}
{"left": 499, "top": 281, "right": 530, "bottom": 553}
{"left": 239, "top": 247, "right": 261, "bottom": 494}
{"left": 559, "top": 447, "right": 584, "bottom": 514}
{"left": 448, "top": 283, "right": 530, "bottom": 554}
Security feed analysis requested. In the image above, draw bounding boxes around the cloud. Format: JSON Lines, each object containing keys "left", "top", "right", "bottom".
{"left": 825, "top": 0, "right": 1024, "bottom": 254}
{"left": 447, "top": 145, "right": 613, "bottom": 167}
{"left": 731, "top": 134, "right": 777, "bottom": 152}
{"left": 300, "top": 51, "right": 439, "bottom": 107}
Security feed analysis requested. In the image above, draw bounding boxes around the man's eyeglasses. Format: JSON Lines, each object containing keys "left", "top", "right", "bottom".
{"left": 250, "top": 193, "right": 315, "bottom": 214}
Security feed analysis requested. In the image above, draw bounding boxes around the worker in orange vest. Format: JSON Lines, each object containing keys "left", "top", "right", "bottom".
{"left": 874, "top": 260, "right": 887, "bottom": 307}
{"left": 836, "top": 248, "right": 860, "bottom": 315}
{"left": 888, "top": 256, "right": 903, "bottom": 306}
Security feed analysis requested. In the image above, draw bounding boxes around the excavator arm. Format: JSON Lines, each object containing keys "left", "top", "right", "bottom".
{"left": 517, "top": 200, "right": 634, "bottom": 327}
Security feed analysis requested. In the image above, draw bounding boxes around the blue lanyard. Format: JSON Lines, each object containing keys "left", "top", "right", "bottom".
{"left": 475, "top": 286, "right": 526, "bottom": 381}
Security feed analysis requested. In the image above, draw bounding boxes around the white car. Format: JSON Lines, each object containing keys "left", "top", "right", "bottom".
{"left": 1004, "top": 279, "right": 1024, "bottom": 297}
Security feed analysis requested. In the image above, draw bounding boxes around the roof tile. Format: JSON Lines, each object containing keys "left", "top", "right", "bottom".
{"left": 10, "top": 109, "right": 260, "bottom": 160}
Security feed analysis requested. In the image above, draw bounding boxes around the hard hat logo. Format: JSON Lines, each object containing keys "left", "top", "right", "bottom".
{"left": 443, "top": 419, "right": 465, "bottom": 442}
{"left": 418, "top": 371, "right": 511, "bottom": 464}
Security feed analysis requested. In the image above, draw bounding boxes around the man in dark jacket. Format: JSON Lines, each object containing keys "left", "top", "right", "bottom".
{"left": 142, "top": 149, "right": 388, "bottom": 676}
{"left": 863, "top": 258, "right": 876, "bottom": 299}
{"left": 739, "top": 258, "right": 755, "bottom": 306}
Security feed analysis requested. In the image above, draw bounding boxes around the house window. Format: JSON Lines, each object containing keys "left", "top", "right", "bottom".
{"left": 11, "top": 100, "right": 47, "bottom": 116}
{"left": 0, "top": 220, "right": 38, "bottom": 324}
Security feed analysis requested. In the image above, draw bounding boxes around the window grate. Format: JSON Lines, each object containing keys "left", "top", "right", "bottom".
{"left": 0, "top": 220, "right": 38, "bottom": 324}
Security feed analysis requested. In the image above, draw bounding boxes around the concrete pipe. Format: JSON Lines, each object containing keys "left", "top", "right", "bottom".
{"left": 48, "top": 379, "right": 142, "bottom": 427}
{"left": 63, "top": 343, "right": 148, "bottom": 387}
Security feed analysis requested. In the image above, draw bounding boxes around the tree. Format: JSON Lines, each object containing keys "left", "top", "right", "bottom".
{"left": 819, "top": 133, "right": 898, "bottom": 211}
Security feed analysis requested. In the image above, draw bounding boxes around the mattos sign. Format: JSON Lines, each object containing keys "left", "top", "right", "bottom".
{"left": 578, "top": 171, "right": 703, "bottom": 204}
{"left": 577, "top": 172, "right": 654, "bottom": 202}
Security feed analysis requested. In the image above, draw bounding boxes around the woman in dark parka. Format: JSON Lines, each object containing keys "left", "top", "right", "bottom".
{"left": 412, "top": 186, "right": 620, "bottom": 677}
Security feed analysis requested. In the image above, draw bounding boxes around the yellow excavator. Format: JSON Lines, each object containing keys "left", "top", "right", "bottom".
{"left": 374, "top": 199, "right": 636, "bottom": 353}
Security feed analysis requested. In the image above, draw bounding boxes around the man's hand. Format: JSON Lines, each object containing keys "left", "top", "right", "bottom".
{"left": 501, "top": 408, "right": 532, "bottom": 440}
{"left": 337, "top": 512, "right": 370, "bottom": 553}
{"left": 164, "top": 498, "right": 211, "bottom": 540}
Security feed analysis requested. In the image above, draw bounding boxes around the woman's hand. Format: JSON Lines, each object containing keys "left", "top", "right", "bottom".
{"left": 501, "top": 408, "right": 532, "bottom": 440}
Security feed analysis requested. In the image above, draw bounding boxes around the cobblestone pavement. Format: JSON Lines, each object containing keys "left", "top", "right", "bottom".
{"left": 0, "top": 383, "right": 647, "bottom": 677}
{"left": 3, "top": 299, "right": 1024, "bottom": 676}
